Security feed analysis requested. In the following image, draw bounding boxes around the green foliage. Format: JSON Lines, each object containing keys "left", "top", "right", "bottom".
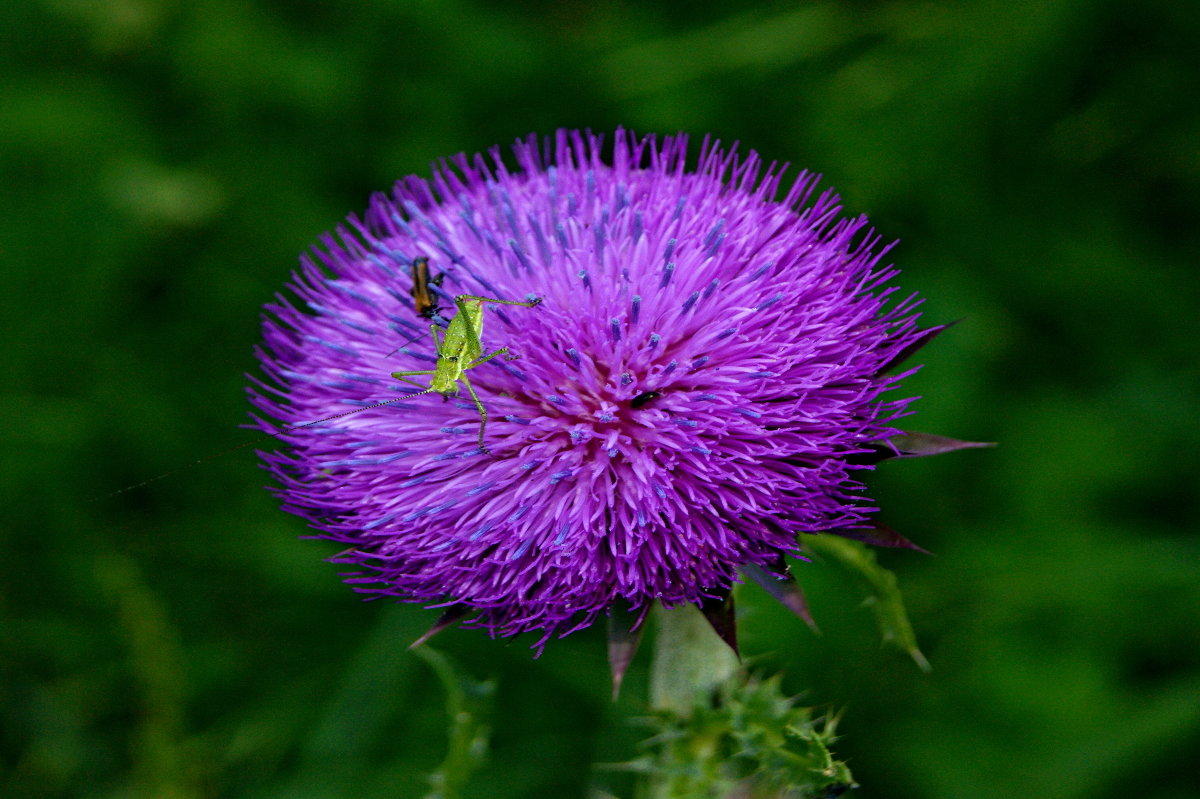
{"left": 413, "top": 648, "right": 495, "bottom": 799}
{"left": 805, "top": 536, "right": 929, "bottom": 672}
{"left": 649, "top": 606, "right": 740, "bottom": 715}
{"left": 628, "top": 673, "right": 853, "bottom": 799}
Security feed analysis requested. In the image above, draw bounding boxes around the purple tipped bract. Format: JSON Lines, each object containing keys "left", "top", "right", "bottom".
{"left": 251, "top": 129, "right": 929, "bottom": 647}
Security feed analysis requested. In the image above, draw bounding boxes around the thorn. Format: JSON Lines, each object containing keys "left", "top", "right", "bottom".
{"left": 408, "top": 605, "right": 470, "bottom": 650}
{"left": 607, "top": 600, "right": 647, "bottom": 701}
{"left": 740, "top": 562, "right": 820, "bottom": 633}
{"left": 885, "top": 431, "right": 996, "bottom": 458}
{"left": 850, "top": 430, "right": 994, "bottom": 466}
{"left": 698, "top": 591, "right": 739, "bottom": 658}
{"left": 875, "top": 321, "right": 957, "bottom": 376}
{"left": 834, "top": 523, "right": 932, "bottom": 554}
{"left": 327, "top": 547, "right": 361, "bottom": 564}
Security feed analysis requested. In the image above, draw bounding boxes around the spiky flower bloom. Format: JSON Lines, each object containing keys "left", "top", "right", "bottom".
{"left": 251, "top": 129, "right": 945, "bottom": 649}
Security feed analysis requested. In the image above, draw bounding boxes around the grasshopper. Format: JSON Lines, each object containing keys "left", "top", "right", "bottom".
{"left": 392, "top": 293, "right": 542, "bottom": 453}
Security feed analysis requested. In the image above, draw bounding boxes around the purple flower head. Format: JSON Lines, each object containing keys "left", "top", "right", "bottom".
{"left": 251, "top": 129, "right": 935, "bottom": 650}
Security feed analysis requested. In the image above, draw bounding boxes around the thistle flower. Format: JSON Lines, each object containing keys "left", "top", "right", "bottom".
{"left": 250, "top": 129, "right": 967, "bottom": 654}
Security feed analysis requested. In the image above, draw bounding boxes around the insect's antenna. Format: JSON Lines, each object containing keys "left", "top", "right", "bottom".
{"left": 92, "top": 392, "right": 421, "bottom": 502}
{"left": 382, "top": 331, "right": 426, "bottom": 361}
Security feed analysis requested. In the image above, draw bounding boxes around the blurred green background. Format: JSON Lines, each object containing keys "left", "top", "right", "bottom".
{"left": 3, "top": 0, "right": 1198, "bottom": 797}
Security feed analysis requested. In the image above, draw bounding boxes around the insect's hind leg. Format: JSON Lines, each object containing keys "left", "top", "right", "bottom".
{"left": 457, "top": 374, "right": 492, "bottom": 454}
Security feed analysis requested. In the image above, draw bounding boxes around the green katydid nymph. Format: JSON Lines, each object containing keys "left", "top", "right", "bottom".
{"left": 392, "top": 293, "right": 542, "bottom": 453}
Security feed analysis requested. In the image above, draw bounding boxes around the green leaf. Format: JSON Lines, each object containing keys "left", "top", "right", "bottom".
{"left": 413, "top": 647, "right": 495, "bottom": 799}
{"left": 806, "top": 535, "right": 931, "bottom": 671}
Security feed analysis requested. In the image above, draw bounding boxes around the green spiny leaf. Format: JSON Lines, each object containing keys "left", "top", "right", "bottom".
{"left": 414, "top": 647, "right": 496, "bottom": 799}
{"left": 806, "top": 535, "right": 931, "bottom": 671}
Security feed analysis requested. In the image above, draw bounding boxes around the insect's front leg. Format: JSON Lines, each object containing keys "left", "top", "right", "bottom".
{"left": 390, "top": 370, "right": 436, "bottom": 391}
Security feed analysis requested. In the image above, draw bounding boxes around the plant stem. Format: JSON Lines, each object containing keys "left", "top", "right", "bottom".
{"left": 649, "top": 604, "right": 739, "bottom": 714}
